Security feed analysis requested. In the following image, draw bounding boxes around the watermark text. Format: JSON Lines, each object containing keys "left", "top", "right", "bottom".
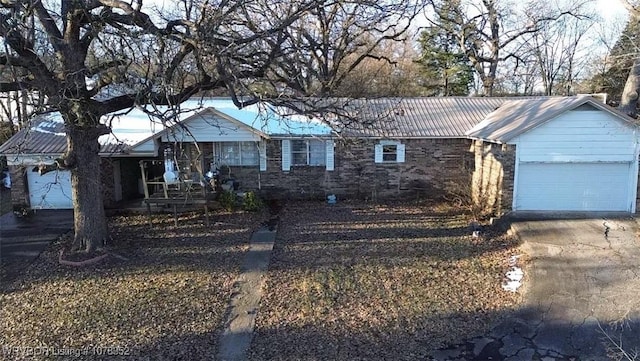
{"left": 2, "top": 345, "right": 131, "bottom": 357}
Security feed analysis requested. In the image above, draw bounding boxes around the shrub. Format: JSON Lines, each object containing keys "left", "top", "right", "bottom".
{"left": 218, "top": 190, "right": 236, "bottom": 211}
{"left": 242, "top": 191, "right": 263, "bottom": 212}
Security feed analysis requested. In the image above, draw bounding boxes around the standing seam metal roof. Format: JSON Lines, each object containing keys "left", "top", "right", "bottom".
{"left": 1, "top": 96, "right": 600, "bottom": 156}
{"left": 341, "top": 97, "right": 517, "bottom": 138}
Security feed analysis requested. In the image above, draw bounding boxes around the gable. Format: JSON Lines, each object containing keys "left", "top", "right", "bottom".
{"left": 466, "top": 96, "right": 639, "bottom": 143}
{"left": 159, "top": 109, "right": 265, "bottom": 143}
{"left": 513, "top": 109, "right": 638, "bottom": 163}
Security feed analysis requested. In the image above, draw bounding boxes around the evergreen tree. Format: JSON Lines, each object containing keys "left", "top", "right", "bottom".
{"left": 416, "top": 26, "right": 474, "bottom": 96}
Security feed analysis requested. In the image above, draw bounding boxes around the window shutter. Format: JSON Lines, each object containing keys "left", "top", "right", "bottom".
{"left": 325, "top": 140, "right": 335, "bottom": 171}
{"left": 374, "top": 143, "right": 383, "bottom": 163}
{"left": 259, "top": 141, "right": 267, "bottom": 171}
{"left": 397, "top": 143, "right": 406, "bottom": 163}
{"left": 281, "top": 139, "right": 291, "bottom": 171}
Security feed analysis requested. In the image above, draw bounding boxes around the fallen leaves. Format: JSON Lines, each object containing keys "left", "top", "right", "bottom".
{"left": 250, "top": 201, "right": 523, "bottom": 360}
{"left": 0, "top": 210, "right": 268, "bottom": 360}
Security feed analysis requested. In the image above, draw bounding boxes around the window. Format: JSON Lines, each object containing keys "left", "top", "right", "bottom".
{"left": 375, "top": 141, "right": 405, "bottom": 163}
{"left": 291, "top": 139, "right": 326, "bottom": 166}
{"left": 382, "top": 144, "right": 397, "bottom": 162}
{"left": 215, "top": 142, "right": 259, "bottom": 166}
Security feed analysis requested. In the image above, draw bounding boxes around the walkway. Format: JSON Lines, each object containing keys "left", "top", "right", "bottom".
{"left": 217, "top": 219, "right": 277, "bottom": 361}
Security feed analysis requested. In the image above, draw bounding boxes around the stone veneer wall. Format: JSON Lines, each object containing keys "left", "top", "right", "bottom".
{"left": 471, "top": 140, "right": 515, "bottom": 215}
{"left": 224, "top": 138, "right": 475, "bottom": 201}
{"left": 100, "top": 158, "right": 147, "bottom": 207}
{"left": 7, "top": 139, "right": 515, "bottom": 209}
{"left": 8, "top": 165, "right": 28, "bottom": 207}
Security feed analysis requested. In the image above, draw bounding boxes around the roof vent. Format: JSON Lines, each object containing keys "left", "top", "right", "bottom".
{"left": 394, "top": 107, "right": 405, "bottom": 116}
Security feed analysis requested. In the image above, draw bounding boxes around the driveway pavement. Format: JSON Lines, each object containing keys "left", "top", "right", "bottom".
{"left": 499, "top": 217, "right": 640, "bottom": 360}
{"left": 432, "top": 216, "right": 640, "bottom": 361}
{"left": 0, "top": 210, "right": 73, "bottom": 282}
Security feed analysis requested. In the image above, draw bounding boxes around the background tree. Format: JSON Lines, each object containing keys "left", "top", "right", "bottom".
{"left": 416, "top": 26, "right": 473, "bottom": 96}
{"left": 423, "top": 0, "right": 585, "bottom": 96}
{"left": 588, "top": 18, "right": 639, "bottom": 104}
{"left": 0, "top": 0, "right": 419, "bottom": 251}
{"left": 525, "top": 10, "right": 594, "bottom": 96}
{"left": 333, "top": 40, "right": 426, "bottom": 97}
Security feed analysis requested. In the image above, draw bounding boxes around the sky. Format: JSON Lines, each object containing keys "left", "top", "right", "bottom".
{"left": 596, "top": 0, "right": 628, "bottom": 21}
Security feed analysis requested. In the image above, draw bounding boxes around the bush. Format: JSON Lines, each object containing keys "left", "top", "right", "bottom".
{"left": 242, "top": 191, "right": 263, "bottom": 212}
{"left": 218, "top": 190, "right": 236, "bottom": 211}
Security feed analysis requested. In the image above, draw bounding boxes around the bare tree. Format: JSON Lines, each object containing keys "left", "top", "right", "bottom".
{"left": 524, "top": 6, "right": 595, "bottom": 95}
{"left": 0, "top": 0, "right": 419, "bottom": 251}
{"left": 424, "top": 0, "right": 586, "bottom": 96}
{"left": 334, "top": 40, "right": 426, "bottom": 97}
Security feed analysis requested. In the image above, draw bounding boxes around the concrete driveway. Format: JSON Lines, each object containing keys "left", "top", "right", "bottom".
{"left": 0, "top": 210, "right": 73, "bottom": 282}
{"left": 498, "top": 217, "right": 640, "bottom": 360}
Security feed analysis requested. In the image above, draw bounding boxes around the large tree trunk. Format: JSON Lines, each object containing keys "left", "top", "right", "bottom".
{"left": 619, "top": 57, "right": 640, "bottom": 119}
{"left": 68, "top": 127, "right": 108, "bottom": 252}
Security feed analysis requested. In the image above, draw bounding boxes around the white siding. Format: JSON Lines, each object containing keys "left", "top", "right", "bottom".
{"left": 129, "top": 138, "right": 156, "bottom": 154}
{"left": 511, "top": 109, "right": 639, "bottom": 212}
{"left": 513, "top": 110, "right": 637, "bottom": 163}
{"left": 160, "top": 113, "right": 262, "bottom": 142}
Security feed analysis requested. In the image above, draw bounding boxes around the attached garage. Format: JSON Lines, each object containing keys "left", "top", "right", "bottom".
{"left": 515, "top": 162, "right": 634, "bottom": 211}
{"left": 468, "top": 97, "right": 640, "bottom": 213}
{"left": 27, "top": 170, "right": 73, "bottom": 209}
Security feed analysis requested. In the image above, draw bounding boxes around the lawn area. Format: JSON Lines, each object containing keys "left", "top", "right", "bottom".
{"left": 0, "top": 210, "right": 267, "bottom": 360}
{"left": 249, "top": 201, "right": 522, "bottom": 360}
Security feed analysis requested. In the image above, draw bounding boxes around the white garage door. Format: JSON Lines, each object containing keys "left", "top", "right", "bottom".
{"left": 516, "top": 162, "right": 633, "bottom": 211}
{"left": 27, "top": 170, "right": 73, "bottom": 209}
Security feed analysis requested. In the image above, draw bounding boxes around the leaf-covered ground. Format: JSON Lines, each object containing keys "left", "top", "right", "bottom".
{"left": 249, "top": 201, "right": 522, "bottom": 360}
{"left": 0, "top": 210, "right": 268, "bottom": 361}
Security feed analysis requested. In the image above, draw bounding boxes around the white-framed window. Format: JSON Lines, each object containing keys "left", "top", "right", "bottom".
{"left": 375, "top": 141, "right": 405, "bottom": 163}
{"left": 382, "top": 144, "right": 398, "bottom": 162}
{"left": 215, "top": 141, "right": 259, "bottom": 166}
{"left": 282, "top": 139, "right": 334, "bottom": 171}
{"left": 291, "top": 139, "right": 326, "bottom": 166}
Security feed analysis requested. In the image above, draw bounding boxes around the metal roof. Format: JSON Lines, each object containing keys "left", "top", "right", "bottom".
{"left": 0, "top": 98, "right": 335, "bottom": 156}
{"left": 341, "top": 97, "right": 511, "bottom": 138}
{"left": 2, "top": 96, "right": 623, "bottom": 157}
{"left": 465, "top": 96, "right": 638, "bottom": 142}
{"left": 0, "top": 112, "right": 144, "bottom": 156}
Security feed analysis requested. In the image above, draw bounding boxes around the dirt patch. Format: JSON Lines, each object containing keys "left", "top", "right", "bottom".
{"left": 249, "top": 201, "right": 522, "bottom": 360}
{"left": 0, "top": 209, "right": 268, "bottom": 360}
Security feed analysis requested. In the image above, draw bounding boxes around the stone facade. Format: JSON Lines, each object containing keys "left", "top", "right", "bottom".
{"left": 471, "top": 140, "right": 515, "bottom": 216}
{"left": 5, "top": 138, "right": 518, "bottom": 211}
{"left": 101, "top": 158, "right": 147, "bottom": 207}
{"left": 8, "top": 165, "right": 29, "bottom": 207}
{"left": 222, "top": 138, "right": 475, "bottom": 201}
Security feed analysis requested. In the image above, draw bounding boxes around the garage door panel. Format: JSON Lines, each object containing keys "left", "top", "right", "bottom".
{"left": 27, "top": 170, "right": 73, "bottom": 209}
{"left": 516, "top": 163, "right": 631, "bottom": 211}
